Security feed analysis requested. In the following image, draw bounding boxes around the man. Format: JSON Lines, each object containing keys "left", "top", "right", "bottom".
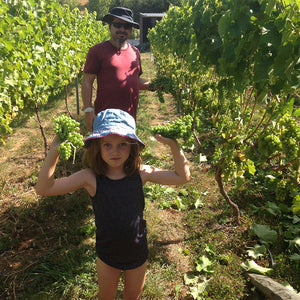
{"left": 82, "top": 7, "right": 153, "bottom": 131}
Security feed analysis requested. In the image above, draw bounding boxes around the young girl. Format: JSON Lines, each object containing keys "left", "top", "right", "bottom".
{"left": 35, "top": 108, "right": 190, "bottom": 300}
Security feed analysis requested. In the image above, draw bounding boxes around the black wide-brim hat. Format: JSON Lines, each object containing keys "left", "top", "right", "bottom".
{"left": 102, "top": 7, "right": 140, "bottom": 29}
{"left": 84, "top": 109, "right": 145, "bottom": 149}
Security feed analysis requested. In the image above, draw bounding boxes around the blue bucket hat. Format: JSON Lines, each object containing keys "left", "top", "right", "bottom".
{"left": 84, "top": 109, "right": 145, "bottom": 148}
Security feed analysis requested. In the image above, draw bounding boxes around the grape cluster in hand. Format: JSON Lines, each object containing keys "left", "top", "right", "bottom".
{"left": 150, "top": 115, "right": 194, "bottom": 145}
{"left": 53, "top": 115, "right": 84, "bottom": 160}
{"left": 149, "top": 74, "right": 175, "bottom": 103}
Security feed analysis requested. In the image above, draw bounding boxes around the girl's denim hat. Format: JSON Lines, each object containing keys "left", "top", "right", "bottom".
{"left": 84, "top": 109, "right": 145, "bottom": 149}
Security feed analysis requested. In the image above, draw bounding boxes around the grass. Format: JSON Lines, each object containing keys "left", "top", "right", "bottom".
{"left": 0, "top": 52, "right": 299, "bottom": 300}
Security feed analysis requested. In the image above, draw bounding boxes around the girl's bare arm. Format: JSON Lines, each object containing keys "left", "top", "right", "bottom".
{"left": 141, "top": 134, "right": 191, "bottom": 185}
{"left": 35, "top": 136, "right": 96, "bottom": 197}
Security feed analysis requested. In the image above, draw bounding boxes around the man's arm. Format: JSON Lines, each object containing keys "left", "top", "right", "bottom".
{"left": 139, "top": 77, "right": 157, "bottom": 91}
{"left": 82, "top": 72, "right": 96, "bottom": 131}
{"left": 139, "top": 77, "right": 151, "bottom": 90}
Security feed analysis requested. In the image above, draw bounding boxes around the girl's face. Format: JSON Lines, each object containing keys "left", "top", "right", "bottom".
{"left": 100, "top": 135, "right": 131, "bottom": 170}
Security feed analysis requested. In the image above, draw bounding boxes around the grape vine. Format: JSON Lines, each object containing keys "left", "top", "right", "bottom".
{"left": 0, "top": 0, "right": 110, "bottom": 146}
{"left": 148, "top": 0, "right": 300, "bottom": 223}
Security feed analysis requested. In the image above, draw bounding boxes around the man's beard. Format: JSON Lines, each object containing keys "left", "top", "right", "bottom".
{"left": 116, "top": 37, "right": 127, "bottom": 47}
{"left": 116, "top": 32, "right": 127, "bottom": 48}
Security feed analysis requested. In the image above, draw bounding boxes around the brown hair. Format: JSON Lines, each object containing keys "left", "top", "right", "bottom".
{"left": 82, "top": 137, "right": 142, "bottom": 177}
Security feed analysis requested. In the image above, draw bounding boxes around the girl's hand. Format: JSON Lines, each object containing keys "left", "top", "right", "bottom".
{"left": 49, "top": 135, "right": 61, "bottom": 151}
{"left": 154, "top": 134, "right": 178, "bottom": 147}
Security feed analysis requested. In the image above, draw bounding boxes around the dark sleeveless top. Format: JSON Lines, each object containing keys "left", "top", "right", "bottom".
{"left": 91, "top": 175, "right": 148, "bottom": 270}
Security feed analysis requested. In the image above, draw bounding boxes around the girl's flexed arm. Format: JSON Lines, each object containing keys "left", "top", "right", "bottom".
{"left": 141, "top": 134, "right": 191, "bottom": 185}
{"left": 35, "top": 136, "right": 96, "bottom": 197}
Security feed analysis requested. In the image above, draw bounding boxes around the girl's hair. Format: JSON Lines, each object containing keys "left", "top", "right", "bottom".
{"left": 83, "top": 137, "right": 142, "bottom": 177}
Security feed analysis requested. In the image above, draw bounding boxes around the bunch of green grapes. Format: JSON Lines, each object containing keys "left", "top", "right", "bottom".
{"left": 150, "top": 115, "right": 194, "bottom": 145}
{"left": 292, "top": 194, "right": 300, "bottom": 215}
{"left": 276, "top": 179, "right": 287, "bottom": 202}
{"left": 53, "top": 115, "right": 84, "bottom": 160}
{"left": 279, "top": 114, "right": 300, "bottom": 162}
{"left": 222, "top": 159, "right": 237, "bottom": 179}
{"left": 149, "top": 74, "right": 176, "bottom": 103}
{"left": 258, "top": 132, "right": 282, "bottom": 158}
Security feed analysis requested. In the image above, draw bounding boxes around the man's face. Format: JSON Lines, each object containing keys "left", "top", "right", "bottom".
{"left": 110, "top": 17, "right": 132, "bottom": 47}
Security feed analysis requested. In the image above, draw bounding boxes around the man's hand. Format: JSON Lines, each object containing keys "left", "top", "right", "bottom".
{"left": 85, "top": 111, "right": 96, "bottom": 131}
{"left": 81, "top": 72, "right": 96, "bottom": 131}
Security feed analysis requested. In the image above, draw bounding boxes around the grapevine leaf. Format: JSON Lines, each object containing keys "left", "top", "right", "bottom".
{"left": 265, "top": 0, "right": 276, "bottom": 16}
{"left": 293, "top": 108, "right": 300, "bottom": 118}
{"left": 194, "top": 199, "right": 204, "bottom": 209}
{"left": 5, "top": 78, "right": 17, "bottom": 86}
{"left": 285, "top": 237, "right": 300, "bottom": 250}
{"left": 253, "top": 57, "right": 273, "bottom": 82}
{"left": 247, "top": 159, "right": 255, "bottom": 175}
{"left": 286, "top": 98, "right": 295, "bottom": 115}
{"left": 164, "top": 187, "right": 176, "bottom": 194}
{"left": 292, "top": 215, "right": 300, "bottom": 224}
{"left": 179, "top": 189, "right": 188, "bottom": 196}
{"left": 189, "top": 279, "right": 210, "bottom": 299}
{"left": 175, "top": 197, "right": 186, "bottom": 211}
{"left": 256, "top": 88, "right": 268, "bottom": 103}
{"left": 249, "top": 223, "right": 278, "bottom": 246}
{"left": 184, "top": 273, "right": 199, "bottom": 286}
{"left": 241, "top": 260, "right": 273, "bottom": 275}
{"left": 247, "top": 244, "right": 267, "bottom": 259}
{"left": 195, "top": 256, "right": 214, "bottom": 274}
{"left": 289, "top": 253, "right": 300, "bottom": 261}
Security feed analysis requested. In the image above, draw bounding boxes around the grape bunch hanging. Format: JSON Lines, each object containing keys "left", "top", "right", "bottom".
{"left": 279, "top": 114, "right": 300, "bottom": 163}
{"left": 150, "top": 115, "right": 194, "bottom": 146}
{"left": 53, "top": 115, "right": 84, "bottom": 160}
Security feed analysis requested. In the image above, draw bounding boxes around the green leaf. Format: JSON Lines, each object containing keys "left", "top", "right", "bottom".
{"left": 264, "top": 201, "right": 281, "bottom": 216}
{"left": 241, "top": 260, "right": 273, "bottom": 275}
{"left": 256, "top": 88, "right": 268, "bottom": 103}
{"left": 184, "top": 273, "right": 200, "bottom": 285}
{"left": 292, "top": 215, "right": 300, "bottom": 224}
{"left": 175, "top": 197, "right": 186, "bottom": 211}
{"left": 5, "top": 78, "right": 17, "bottom": 86}
{"left": 293, "top": 107, "right": 300, "bottom": 118}
{"left": 189, "top": 279, "right": 210, "bottom": 299}
{"left": 179, "top": 189, "right": 188, "bottom": 196}
{"left": 249, "top": 223, "right": 278, "bottom": 245}
{"left": 286, "top": 98, "right": 295, "bottom": 115}
{"left": 247, "top": 159, "right": 255, "bottom": 175}
{"left": 164, "top": 187, "right": 176, "bottom": 194}
{"left": 289, "top": 253, "right": 300, "bottom": 261}
{"left": 194, "top": 199, "right": 204, "bottom": 209}
{"left": 196, "top": 255, "right": 214, "bottom": 273}
{"left": 247, "top": 244, "right": 267, "bottom": 259}
{"left": 285, "top": 237, "right": 300, "bottom": 250}
{"left": 253, "top": 56, "right": 273, "bottom": 82}
{"left": 265, "top": 0, "right": 276, "bottom": 16}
